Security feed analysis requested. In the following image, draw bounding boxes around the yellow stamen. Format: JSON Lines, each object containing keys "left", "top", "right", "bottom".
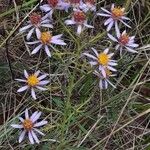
{"left": 23, "top": 119, "right": 33, "bottom": 131}
{"left": 112, "top": 7, "right": 124, "bottom": 18}
{"left": 98, "top": 53, "right": 109, "bottom": 66}
{"left": 27, "top": 75, "right": 39, "bottom": 86}
{"left": 40, "top": 32, "right": 52, "bottom": 44}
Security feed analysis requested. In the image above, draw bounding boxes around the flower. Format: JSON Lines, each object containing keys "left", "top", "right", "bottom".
{"left": 65, "top": 9, "right": 94, "bottom": 34}
{"left": 83, "top": 48, "right": 117, "bottom": 78}
{"left": 40, "top": 0, "right": 71, "bottom": 19}
{"left": 16, "top": 70, "right": 49, "bottom": 99}
{"left": 97, "top": 4, "right": 131, "bottom": 32}
{"left": 108, "top": 30, "right": 139, "bottom": 55}
{"left": 19, "top": 12, "right": 53, "bottom": 40}
{"left": 27, "top": 31, "right": 66, "bottom": 57}
{"left": 80, "top": 0, "right": 96, "bottom": 12}
{"left": 94, "top": 69, "right": 116, "bottom": 89}
{"left": 11, "top": 109, "right": 47, "bottom": 144}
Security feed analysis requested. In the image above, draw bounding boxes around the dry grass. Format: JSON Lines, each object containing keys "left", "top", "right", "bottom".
{"left": 0, "top": 0, "right": 150, "bottom": 150}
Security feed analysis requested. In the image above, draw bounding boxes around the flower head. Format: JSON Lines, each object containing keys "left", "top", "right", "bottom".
{"left": 16, "top": 70, "right": 49, "bottom": 99}
{"left": 83, "top": 48, "right": 117, "bottom": 78}
{"left": 97, "top": 4, "right": 131, "bottom": 32}
{"left": 107, "top": 30, "right": 139, "bottom": 55}
{"left": 27, "top": 31, "right": 66, "bottom": 57}
{"left": 94, "top": 69, "right": 116, "bottom": 89}
{"left": 11, "top": 109, "right": 47, "bottom": 144}
{"left": 65, "top": 9, "right": 94, "bottom": 34}
{"left": 40, "top": 0, "right": 71, "bottom": 19}
{"left": 19, "top": 12, "right": 53, "bottom": 40}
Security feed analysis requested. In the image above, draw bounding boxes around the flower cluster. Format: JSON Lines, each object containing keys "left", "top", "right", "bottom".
{"left": 11, "top": 1, "right": 139, "bottom": 144}
{"left": 83, "top": 3, "right": 139, "bottom": 89}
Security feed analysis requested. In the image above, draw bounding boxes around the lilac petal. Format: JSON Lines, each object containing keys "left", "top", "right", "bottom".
{"left": 38, "top": 74, "right": 47, "bottom": 80}
{"left": 115, "top": 21, "right": 120, "bottom": 38}
{"left": 104, "top": 48, "right": 109, "bottom": 54}
{"left": 115, "top": 44, "right": 120, "bottom": 50}
{"left": 31, "top": 44, "right": 42, "bottom": 55}
{"left": 11, "top": 124, "right": 23, "bottom": 128}
{"left": 40, "top": 4, "right": 51, "bottom": 12}
{"left": 19, "top": 130, "right": 26, "bottom": 143}
{"left": 51, "top": 39, "right": 66, "bottom": 45}
{"left": 89, "top": 61, "right": 98, "bottom": 66}
{"left": 83, "top": 53, "right": 97, "bottom": 60}
{"left": 24, "top": 70, "right": 29, "bottom": 78}
{"left": 32, "top": 112, "right": 42, "bottom": 123}
{"left": 101, "top": 68, "right": 106, "bottom": 78}
{"left": 35, "top": 28, "right": 41, "bottom": 39}
{"left": 126, "top": 43, "right": 139, "bottom": 48}
{"left": 31, "top": 88, "right": 36, "bottom": 100}
{"left": 107, "top": 33, "right": 118, "bottom": 42}
{"left": 107, "top": 66, "right": 117, "bottom": 72}
{"left": 77, "top": 25, "right": 82, "bottom": 35}
{"left": 65, "top": 19, "right": 76, "bottom": 25}
{"left": 38, "top": 80, "right": 50, "bottom": 86}
{"left": 104, "top": 18, "right": 113, "bottom": 26}
{"left": 84, "top": 23, "right": 94, "bottom": 28}
{"left": 106, "top": 21, "right": 114, "bottom": 31}
{"left": 25, "top": 109, "right": 29, "bottom": 119}
{"left": 52, "top": 34, "right": 62, "bottom": 40}
{"left": 27, "top": 28, "right": 35, "bottom": 40}
{"left": 36, "top": 86, "right": 47, "bottom": 91}
{"left": 19, "top": 117, "right": 24, "bottom": 122}
{"left": 19, "top": 24, "right": 32, "bottom": 32}
{"left": 26, "top": 41, "right": 40, "bottom": 45}
{"left": 91, "top": 48, "right": 99, "bottom": 56}
{"left": 17, "top": 85, "right": 28, "bottom": 92}
{"left": 120, "top": 20, "right": 131, "bottom": 28}
{"left": 31, "top": 130, "right": 40, "bottom": 144}
{"left": 30, "top": 111, "right": 38, "bottom": 120}
{"left": 33, "top": 128, "right": 45, "bottom": 136}
{"left": 41, "top": 24, "right": 53, "bottom": 28}
{"left": 101, "top": 7, "right": 111, "bottom": 14}
{"left": 104, "top": 80, "right": 108, "bottom": 89}
{"left": 125, "top": 46, "right": 138, "bottom": 53}
{"left": 121, "top": 16, "right": 131, "bottom": 20}
{"left": 34, "top": 120, "right": 48, "bottom": 127}
{"left": 28, "top": 131, "right": 34, "bottom": 144}
{"left": 111, "top": 4, "right": 115, "bottom": 10}
{"left": 44, "top": 45, "right": 51, "bottom": 57}
{"left": 106, "top": 79, "right": 116, "bottom": 88}
{"left": 15, "top": 79, "right": 26, "bottom": 82}
{"left": 99, "top": 79, "right": 103, "bottom": 89}
{"left": 34, "top": 70, "right": 40, "bottom": 76}
{"left": 108, "top": 62, "right": 117, "bottom": 66}
{"left": 97, "top": 13, "right": 111, "bottom": 17}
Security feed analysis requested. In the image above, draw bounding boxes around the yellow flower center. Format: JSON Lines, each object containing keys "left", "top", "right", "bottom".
{"left": 27, "top": 75, "right": 39, "bottom": 87}
{"left": 40, "top": 32, "right": 52, "bottom": 44}
{"left": 119, "top": 33, "right": 129, "bottom": 45}
{"left": 98, "top": 53, "right": 109, "bottom": 66}
{"left": 23, "top": 119, "right": 33, "bottom": 131}
{"left": 111, "top": 7, "right": 124, "bottom": 18}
